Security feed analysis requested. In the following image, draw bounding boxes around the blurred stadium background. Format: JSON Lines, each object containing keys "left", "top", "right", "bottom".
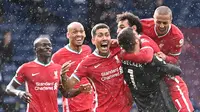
{"left": 0, "top": 0, "right": 199, "bottom": 111}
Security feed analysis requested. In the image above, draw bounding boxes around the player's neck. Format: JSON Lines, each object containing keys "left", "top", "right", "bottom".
{"left": 154, "top": 25, "right": 171, "bottom": 37}
{"left": 99, "top": 52, "right": 110, "bottom": 57}
{"left": 69, "top": 44, "right": 82, "bottom": 53}
{"left": 37, "top": 57, "right": 51, "bottom": 65}
{"left": 157, "top": 31, "right": 167, "bottom": 37}
{"left": 94, "top": 49, "right": 110, "bottom": 58}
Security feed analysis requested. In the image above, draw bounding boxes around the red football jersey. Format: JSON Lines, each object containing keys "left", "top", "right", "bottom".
{"left": 14, "top": 59, "right": 61, "bottom": 112}
{"left": 121, "top": 34, "right": 160, "bottom": 63}
{"left": 141, "top": 18, "right": 184, "bottom": 63}
{"left": 52, "top": 44, "right": 94, "bottom": 112}
{"left": 72, "top": 47, "right": 132, "bottom": 112}
{"left": 140, "top": 34, "right": 160, "bottom": 53}
{"left": 141, "top": 19, "right": 194, "bottom": 112}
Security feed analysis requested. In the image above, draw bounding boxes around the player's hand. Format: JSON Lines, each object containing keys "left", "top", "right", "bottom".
{"left": 79, "top": 83, "right": 92, "bottom": 93}
{"left": 61, "top": 61, "right": 75, "bottom": 76}
{"left": 19, "top": 92, "right": 32, "bottom": 103}
{"left": 156, "top": 52, "right": 166, "bottom": 60}
{"left": 110, "top": 39, "right": 119, "bottom": 48}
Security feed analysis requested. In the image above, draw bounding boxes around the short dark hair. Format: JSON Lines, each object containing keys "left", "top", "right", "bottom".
{"left": 116, "top": 12, "right": 142, "bottom": 34}
{"left": 117, "top": 27, "right": 137, "bottom": 52}
{"left": 91, "top": 23, "right": 110, "bottom": 37}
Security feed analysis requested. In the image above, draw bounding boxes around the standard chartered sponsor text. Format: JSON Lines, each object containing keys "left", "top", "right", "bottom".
{"left": 101, "top": 67, "right": 122, "bottom": 81}
{"left": 35, "top": 82, "right": 57, "bottom": 91}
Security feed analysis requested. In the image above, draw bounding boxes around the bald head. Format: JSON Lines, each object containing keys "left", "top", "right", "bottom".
{"left": 154, "top": 6, "right": 172, "bottom": 19}
{"left": 67, "top": 22, "right": 84, "bottom": 32}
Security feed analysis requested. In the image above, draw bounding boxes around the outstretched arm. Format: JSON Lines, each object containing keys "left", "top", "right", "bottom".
{"left": 151, "top": 55, "right": 182, "bottom": 76}
{"left": 122, "top": 46, "right": 154, "bottom": 63}
{"left": 160, "top": 63, "right": 182, "bottom": 75}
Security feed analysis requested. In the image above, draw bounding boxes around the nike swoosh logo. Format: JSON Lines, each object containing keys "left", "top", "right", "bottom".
{"left": 32, "top": 73, "right": 39, "bottom": 76}
{"left": 94, "top": 64, "right": 101, "bottom": 68}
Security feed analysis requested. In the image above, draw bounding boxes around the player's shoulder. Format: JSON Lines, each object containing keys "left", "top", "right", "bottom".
{"left": 110, "top": 46, "right": 121, "bottom": 55}
{"left": 83, "top": 53, "right": 93, "bottom": 61}
{"left": 171, "top": 24, "right": 184, "bottom": 39}
{"left": 140, "top": 34, "right": 153, "bottom": 42}
{"left": 141, "top": 18, "right": 154, "bottom": 23}
{"left": 141, "top": 18, "right": 154, "bottom": 26}
{"left": 82, "top": 45, "right": 92, "bottom": 53}
{"left": 52, "top": 47, "right": 66, "bottom": 59}
{"left": 22, "top": 61, "right": 36, "bottom": 67}
{"left": 53, "top": 47, "right": 66, "bottom": 56}
{"left": 80, "top": 53, "right": 98, "bottom": 66}
{"left": 141, "top": 34, "right": 151, "bottom": 40}
{"left": 17, "top": 61, "right": 35, "bottom": 71}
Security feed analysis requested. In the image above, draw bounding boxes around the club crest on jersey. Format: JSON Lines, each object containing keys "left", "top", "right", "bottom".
{"left": 54, "top": 71, "right": 58, "bottom": 79}
{"left": 159, "top": 43, "right": 164, "bottom": 48}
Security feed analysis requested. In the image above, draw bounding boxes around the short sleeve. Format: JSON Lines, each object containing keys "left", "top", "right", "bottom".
{"left": 14, "top": 65, "right": 26, "bottom": 85}
{"left": 169, "top": 36, "right": 184, "bottom": 56}
{"left": 141, "top": 35, "right": 160, "bottom": 53}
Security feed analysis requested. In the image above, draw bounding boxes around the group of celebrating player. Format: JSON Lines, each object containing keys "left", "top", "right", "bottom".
{"left": 5, "top": 6, "right": 194, "bottom": 112}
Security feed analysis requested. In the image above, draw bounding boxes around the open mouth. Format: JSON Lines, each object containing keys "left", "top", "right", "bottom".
{"left": 100, "top": 41, "right": 109, "bottom": 50}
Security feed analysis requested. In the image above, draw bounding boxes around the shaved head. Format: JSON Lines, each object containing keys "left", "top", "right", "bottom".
{"left": 33, "top": 35, "right": 50, "bottom": 48}
{"left": 66, "top": 22, "right": 86, "bottom": 48}
{"left": 67, "top": 22, "right": 84, "bottom": 32}
{"left": 154, "top": 6, "right": 172, "bottom": 19}
{"left": 153, "top": 6, "right": 172, "bottom": 36}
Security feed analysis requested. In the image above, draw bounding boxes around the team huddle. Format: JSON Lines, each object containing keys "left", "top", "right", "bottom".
{"left": 5, "top": 6, "right": 194, "bottom": 112}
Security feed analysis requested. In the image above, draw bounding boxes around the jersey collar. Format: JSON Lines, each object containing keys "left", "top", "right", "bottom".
{"left": 65, "top": 44, "right": 82, "bottom": 54}
{"left": 34, "top": 58, "right": 52, "bottom": 67}
{"left": 154, "top": 24, "right": 171, "bottom": 38}
{"left": 93, "top": 49, "right": 110, "bottom": 58}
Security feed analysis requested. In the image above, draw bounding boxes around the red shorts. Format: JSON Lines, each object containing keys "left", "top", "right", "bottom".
{"left": 164, "top": 76, "right": 194, "bottom": 112}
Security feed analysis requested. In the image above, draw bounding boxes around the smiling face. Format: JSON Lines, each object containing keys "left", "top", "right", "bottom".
{"left": 154, "top": 13, "right": 171, "bottom": 36}
{"left": 153, "top": 6, "right": 172, "bottom": 36}
{"left": 92, "top": 28, "right": 111, "bottom": 56}
{"left": 34, "top": 38, "right": 52, "bottom": 58}
{"left": 67, "top": 22, "right": 86, "bottom": 47}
